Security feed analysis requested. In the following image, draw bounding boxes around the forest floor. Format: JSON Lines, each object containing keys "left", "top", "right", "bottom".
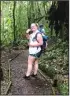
{"left": 8, "top": 50, "right": 54, "bottom": 95}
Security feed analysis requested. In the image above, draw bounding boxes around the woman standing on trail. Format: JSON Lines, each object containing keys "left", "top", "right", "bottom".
{"left": 24, "top": 23, "right": 43, "bottom": 79}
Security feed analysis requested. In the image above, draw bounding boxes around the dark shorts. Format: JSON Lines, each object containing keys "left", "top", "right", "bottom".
{"left": 29, "top": 50, "right": 42, "bottom": 58}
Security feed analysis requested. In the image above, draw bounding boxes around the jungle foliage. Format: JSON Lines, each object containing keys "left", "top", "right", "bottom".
{"left": 0, "top": 1, "right": 69, "bottom": 95}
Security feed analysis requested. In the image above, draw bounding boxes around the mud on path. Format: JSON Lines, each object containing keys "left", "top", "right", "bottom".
{"left": 8, "top": 50, "right": 54, "bottom": 95}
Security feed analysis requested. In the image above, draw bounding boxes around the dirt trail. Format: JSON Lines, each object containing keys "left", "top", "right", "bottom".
{"left": 9, "top": 50, "right": 53, "bottom": 95}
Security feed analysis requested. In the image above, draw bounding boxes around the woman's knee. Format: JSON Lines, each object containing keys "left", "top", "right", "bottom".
{"left": 28, "top": 55, "right": 35, "bottom": 64}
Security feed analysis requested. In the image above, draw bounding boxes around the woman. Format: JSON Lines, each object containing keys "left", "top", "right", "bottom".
{"left": 24, "top": 23, "right": 43, "bottom": 79}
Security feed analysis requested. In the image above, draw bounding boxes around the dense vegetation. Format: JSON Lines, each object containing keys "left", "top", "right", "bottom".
{"left": 1, "top": 1, "right": 52, "bottom": 46}
{"left": 39, "top": 39, "right": 68, "bottom": 95}
{"left": 0, "top": 1, "right": 69, "bottom": 95}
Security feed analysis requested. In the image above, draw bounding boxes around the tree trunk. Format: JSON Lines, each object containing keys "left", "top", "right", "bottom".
{"left": 27, "top": 1, "right": 36, "bottom": 28}
{"left": 13, "top": 1, "right": 16, "bottom": 46}
{"left": 27, "top": 2, "right": 31, "bottom": 28}
{"left": 59, "top": 22, "right": 64, "bottom": 40}
{"left": 0, "top": 1, "right": 4, "bottom": 95}
{"left": 50, "top": 25, "right": 53, "bottom": 37}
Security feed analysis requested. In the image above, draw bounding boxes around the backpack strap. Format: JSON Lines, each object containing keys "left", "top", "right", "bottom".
{"left": 34, "top": 32, "right": 42, "bottom": 42}
{"left": 34, "top": 32, "right": 42, "bottom": 49}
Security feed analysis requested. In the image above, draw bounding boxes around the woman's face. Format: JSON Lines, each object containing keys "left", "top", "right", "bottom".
{"left": 31, "top": 24, "right": 37, "bottom": 32}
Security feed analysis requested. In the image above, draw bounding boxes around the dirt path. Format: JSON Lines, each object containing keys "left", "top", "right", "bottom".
{"left": 9, "top": 50, "right": 53, "bottom": 95}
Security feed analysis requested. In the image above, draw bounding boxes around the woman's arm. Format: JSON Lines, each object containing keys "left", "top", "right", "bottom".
{"left": 29, "top": 34, "right": 43, "bottom": 47}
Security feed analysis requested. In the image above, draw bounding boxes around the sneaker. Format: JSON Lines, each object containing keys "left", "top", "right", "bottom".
{"left": 23, "top": 75, "right": 30, "bottom": 80}
{"left": 31, "top": 74, "right": 37, "bottom": 78}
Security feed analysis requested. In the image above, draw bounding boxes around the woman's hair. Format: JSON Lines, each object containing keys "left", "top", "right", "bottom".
{"left": 35, "top": 23, "right": 39, "bottom": 28}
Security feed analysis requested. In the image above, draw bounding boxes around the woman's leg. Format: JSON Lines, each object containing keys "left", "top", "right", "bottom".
{"left": 26, "top": 55, "right": 35, "bottom": 76}
{"left": 33, "top": 59, "right": 38, "bottom": 75}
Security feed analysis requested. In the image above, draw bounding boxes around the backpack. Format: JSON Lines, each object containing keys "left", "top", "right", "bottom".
{"left": 38, "top": 28, "right": 45, "bottom": 34}
{"left": 33, "top": 32, "right": 48, "bottom": 52}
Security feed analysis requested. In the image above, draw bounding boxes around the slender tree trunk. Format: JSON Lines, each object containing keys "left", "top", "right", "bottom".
{"left": 13, "top": 1, "right": 16, "bottom": 46}
{"left": 27, "top": 1, "right": 35, "bottom": 28}
{"left": 27, "top": 2, "right": 31, "bottom": 28}
{"left": 50, "top": 21, "right": 54, "bottom": 37}
{"left": 59, "top": 22, "right": 64, "bottom": 40}
{"left": 0, "top": 1, "right": 3, "bottom": 95}
{"left": 50, "top": 25, "right": 53, "bottom": 37}
{"left": 0, "top": 1, "right": 1, "bottom": 94}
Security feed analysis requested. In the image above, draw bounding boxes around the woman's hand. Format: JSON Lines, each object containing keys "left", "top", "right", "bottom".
{"left": 26, "top": 34, "right": 30, "bottom": 39}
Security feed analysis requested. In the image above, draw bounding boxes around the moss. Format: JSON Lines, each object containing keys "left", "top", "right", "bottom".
{"left": 57, "top": 82, "right": 69, "bottom": 95}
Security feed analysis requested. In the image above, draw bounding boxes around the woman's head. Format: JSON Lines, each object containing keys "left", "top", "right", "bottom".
{"left": 31, "top": 23, "right": 38, "bottom": 32}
